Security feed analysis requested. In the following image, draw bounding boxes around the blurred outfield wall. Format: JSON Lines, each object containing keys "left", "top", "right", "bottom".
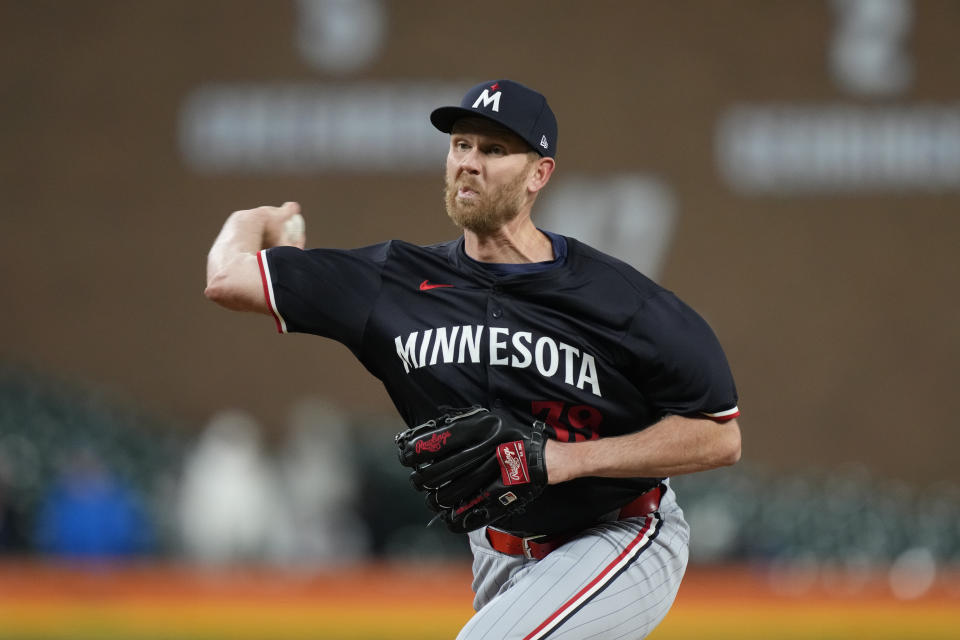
{"left": 1, "top": 0, "right": 958, "bottom": 489}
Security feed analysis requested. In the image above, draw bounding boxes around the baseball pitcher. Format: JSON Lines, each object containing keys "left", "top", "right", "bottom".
{"left": 205, "top": 79, "right": 741, "bottom": 639}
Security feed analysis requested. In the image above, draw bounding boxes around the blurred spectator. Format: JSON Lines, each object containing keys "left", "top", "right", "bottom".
{"left": 0, "top": 498, "right": 27, "bottom": 552}
{"left": 271, "top": 397, "right": 370, "bottom": 566}
{"left": 34, "top": 446, "right": 152, "bottom": 559}
{"left": 176, "top": 409, "right": 285, "bottom": 564}
{"left": 0, "top": 448, "right": 28, "bottom": 552}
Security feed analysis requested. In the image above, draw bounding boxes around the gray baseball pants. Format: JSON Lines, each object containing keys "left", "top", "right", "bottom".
{"left": 458, "top": 482, "right": 689, "bottom": 640}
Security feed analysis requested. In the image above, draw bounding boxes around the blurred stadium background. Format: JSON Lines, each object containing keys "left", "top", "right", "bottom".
{"left": 1, "top": 1, "right": 958, "bottom": 638}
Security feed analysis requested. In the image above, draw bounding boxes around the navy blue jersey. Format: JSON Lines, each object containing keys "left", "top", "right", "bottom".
{"left": 259, "top": 236, "right": 739, "bottom": 534}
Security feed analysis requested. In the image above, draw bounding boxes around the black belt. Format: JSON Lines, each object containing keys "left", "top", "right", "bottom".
{"left": 485, "top": 484, "right": 665, "bottom": 560}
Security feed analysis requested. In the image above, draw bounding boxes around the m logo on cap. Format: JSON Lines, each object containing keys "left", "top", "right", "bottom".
{"left": 472, "top": 88, "right": 501, "bottom": 112}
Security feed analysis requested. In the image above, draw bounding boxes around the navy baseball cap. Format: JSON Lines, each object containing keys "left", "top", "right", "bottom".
{"left": 430, "top": 79, "right": 558, "bottom": 158}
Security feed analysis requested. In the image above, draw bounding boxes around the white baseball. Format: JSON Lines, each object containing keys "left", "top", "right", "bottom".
{"left": 284, "top": 213, "right": 305, "bottom": 242}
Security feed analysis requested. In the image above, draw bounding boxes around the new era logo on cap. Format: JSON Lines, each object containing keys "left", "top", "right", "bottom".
{"left": 430, "top": 79, "right": 558, "bottom": 158}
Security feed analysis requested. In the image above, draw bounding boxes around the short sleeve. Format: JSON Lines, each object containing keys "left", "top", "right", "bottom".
{"left": 622, "top": 291, "right": 739, "bottom": 420}
{"left": 259, "top": 241, "right": 390, "bottom": 350}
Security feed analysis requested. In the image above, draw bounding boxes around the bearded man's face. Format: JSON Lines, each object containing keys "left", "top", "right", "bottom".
{"left": 443, "top": 119, "right": 536, "bottom": 233}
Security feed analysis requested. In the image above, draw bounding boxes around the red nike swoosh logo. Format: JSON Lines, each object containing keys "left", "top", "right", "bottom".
{"left": 419, "top": 280, "right": 455, "bottom": 291}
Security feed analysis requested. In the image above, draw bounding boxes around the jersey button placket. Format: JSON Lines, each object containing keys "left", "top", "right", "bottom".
{"left": 487, "top": 289, "right": 505, "bottom": 413}
{"left": 489, "top": 286, "right": 503, "bottom": 319}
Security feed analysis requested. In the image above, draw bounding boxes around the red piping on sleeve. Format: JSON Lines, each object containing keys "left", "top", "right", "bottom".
{"left": 257, "top": 251, "right": 284, "bottom": 334}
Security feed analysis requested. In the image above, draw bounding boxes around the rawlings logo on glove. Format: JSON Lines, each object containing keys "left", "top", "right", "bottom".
{"left": 415, "top": 431, "right": 452, "bottom": 454}
{"left": 395, "top": 406, "right": 548, "bottom": 533}
{"left": 497, "top": 442, "right": 529, "bottom": 485}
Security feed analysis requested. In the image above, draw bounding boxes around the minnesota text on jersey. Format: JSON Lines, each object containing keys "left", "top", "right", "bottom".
{"left": 394, "top": 324, "right": 602, "bottom": 397}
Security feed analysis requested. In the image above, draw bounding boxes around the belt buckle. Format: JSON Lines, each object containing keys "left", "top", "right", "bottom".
{"left": 521, "top": 534, "right": 547, "bottom": 559}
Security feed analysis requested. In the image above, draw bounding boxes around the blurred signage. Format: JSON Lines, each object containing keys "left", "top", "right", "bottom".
{"left": 538, "top": 176, "right": 676, "bottom": 279}
{"left": 716, "top": 0, "right": 960, "bottom": 194}
{"left": 717, "top": 104, "right": 960, "bottom": 193}
{"left": 180, "top": 82, "right": 459, "bottom": 172}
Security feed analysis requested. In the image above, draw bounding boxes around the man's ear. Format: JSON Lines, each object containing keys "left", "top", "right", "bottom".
{"left": 528, "top": 156, "right": 556, "bottom": 194}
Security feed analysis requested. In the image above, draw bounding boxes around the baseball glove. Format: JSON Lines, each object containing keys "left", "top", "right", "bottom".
{"left": 395, "top": 406, "right": 548, "bottom": 533}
